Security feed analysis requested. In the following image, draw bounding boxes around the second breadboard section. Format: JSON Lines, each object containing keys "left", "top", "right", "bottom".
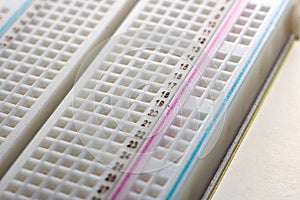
{"left": 0, "top": 0, "right": 292, "bottom": 200}
{"left": 0, "top": 0, "right": 137, "bottom": 177}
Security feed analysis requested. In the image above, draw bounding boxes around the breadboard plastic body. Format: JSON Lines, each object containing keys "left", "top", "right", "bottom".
{"left": 0, "top": 0, "right": 293, "bottom": 199}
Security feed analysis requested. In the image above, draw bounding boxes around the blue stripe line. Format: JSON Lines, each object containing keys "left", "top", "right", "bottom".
{"left": 0, "top": 0, "right": 33, "bottom": 37}
{"left": 166, "top": 0, "right": 288, "bottom": 199}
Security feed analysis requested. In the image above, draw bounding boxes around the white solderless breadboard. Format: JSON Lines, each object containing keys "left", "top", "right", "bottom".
{"left": 0, "top": 0, "right": 137, "bottom": 176}
{"left": 0, "top": 0, "right": 293, "bottom": 199}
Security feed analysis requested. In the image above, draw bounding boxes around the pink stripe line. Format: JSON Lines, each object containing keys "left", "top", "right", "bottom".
{"left": 111, "top": 0, "right": 246, "bottom": 199}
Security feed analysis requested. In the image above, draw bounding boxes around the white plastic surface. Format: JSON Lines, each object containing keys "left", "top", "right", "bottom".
{"left": 0, "top": 0, "right": 293, "bottom": 199}
{"left": 0, "top": 0, "right": 137, "bottom": 177}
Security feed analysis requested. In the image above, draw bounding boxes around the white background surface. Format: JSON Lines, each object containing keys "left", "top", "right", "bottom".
{"left": 212, "top": 41, "right": 300, "bottom": 199}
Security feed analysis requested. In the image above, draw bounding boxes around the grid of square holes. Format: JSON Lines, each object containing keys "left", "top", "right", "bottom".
{"left": 193, "top": 2, "right": 270, "bottom": 103}
{"left": 0, "top": 0, "right": 276, "bottom": 200}
{"left": 129, "top": 0, "right": 220, "bottom": 40}
{"left": 0, "top": 0, "right": 233, "bottom": 198}
{"left": 42, "top": 29, "right": 196, "bottom": 193}
{"left": 125, "top": 3, "right": 272, "bottom": 199}
{"left": 225, "top": 3, "right": 269, "bottom": 45}
{"left": 60, "top": 0, "right": 228, "bottom": 170}
{"left": 0, "top": 0, "right": 118, "bottom": 142}
{"left": 59, "top": 0, "right": 232, "bottom": 191}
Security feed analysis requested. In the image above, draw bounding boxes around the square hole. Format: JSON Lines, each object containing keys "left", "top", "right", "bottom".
{"left": 240, "top": 37, "right": 251, "bottom": 46}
